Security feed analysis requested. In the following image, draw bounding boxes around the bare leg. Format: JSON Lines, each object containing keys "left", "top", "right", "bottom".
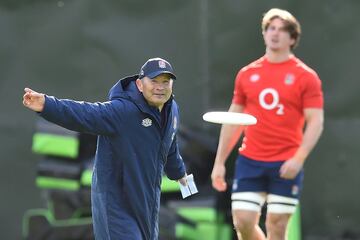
{"left": 232, "top": 209, "right": 266, "bottom": 240}
{"left": 266, "top": 213, "right": 291, "bottom": 240}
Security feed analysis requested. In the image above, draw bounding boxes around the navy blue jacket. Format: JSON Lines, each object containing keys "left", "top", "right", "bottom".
{"left": 40, "top": 75, "right": 186, "bottom": 239}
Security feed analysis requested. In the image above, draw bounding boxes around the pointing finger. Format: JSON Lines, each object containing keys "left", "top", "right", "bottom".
{"left": 24, "top": 87, "right": 34, "bottom": 93}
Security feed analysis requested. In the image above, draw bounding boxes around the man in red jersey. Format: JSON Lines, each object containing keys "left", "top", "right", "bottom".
{"left": 211, "top": 8, "right": 324, "bottom": 240}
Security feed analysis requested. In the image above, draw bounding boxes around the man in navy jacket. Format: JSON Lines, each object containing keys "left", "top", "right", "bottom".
{"left": 23, "top": 57, "right": 187, "bottom": 240}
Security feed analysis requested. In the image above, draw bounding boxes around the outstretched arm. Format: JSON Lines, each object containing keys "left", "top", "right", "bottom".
{"left": 280, "top": 108, "right": 324, "bottom": 179}
{"left": 22, "top": 87, "right": 122, "bottom": 135}
{"left": 211, "top": 103, "right": 245, "bottom": 192}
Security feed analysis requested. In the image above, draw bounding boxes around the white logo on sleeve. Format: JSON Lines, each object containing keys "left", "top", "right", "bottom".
{"left": 258, "top": 88, "right": 284, "bottom": 115}
{"left": 250, "top": 74, "right": 260, "bottom": 82}
{"left": 142, "top": 118, "right": 152, "bottom": 127}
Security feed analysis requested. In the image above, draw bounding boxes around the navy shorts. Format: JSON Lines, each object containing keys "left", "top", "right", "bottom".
{"left": 232, "top": 155, "right": 304, "bottom": 199}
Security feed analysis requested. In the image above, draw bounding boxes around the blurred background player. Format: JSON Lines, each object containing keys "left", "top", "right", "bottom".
{"left": 210, "top": 8, "right": 324, "bottom": 240}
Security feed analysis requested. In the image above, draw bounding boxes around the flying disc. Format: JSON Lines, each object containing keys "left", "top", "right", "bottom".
{"left": 202, "top": 111, "right": 257, "bottom": 125}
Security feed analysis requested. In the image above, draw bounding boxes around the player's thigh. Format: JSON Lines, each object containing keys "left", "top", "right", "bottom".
{"left": 232, "top": 191, "right": 267, "bottom": 212}
{"left": 266, "top": 194, "right": 299, "bottom": 214}
{"left": 232, "top": 156, "right": 268, "bottom": 219}
{"left": 266, "top": 212, "right": 291, "bottom": 233}
{"left": 231, "top": 192, "right": 266, "bottom": 231}
{"left": 232, "top": 208, "right": 262, "bottom": 229}
{"left": 267, "top": 168, "right": 303, "bottom": 214}
{"left": 232, "top": 155, "right": 268, "bottom": 193}
{"left": 268, "top": 165, "right": 303, "bottom": 198}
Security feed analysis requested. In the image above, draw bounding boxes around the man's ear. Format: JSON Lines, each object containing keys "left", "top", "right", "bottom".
{"left": 136, "top": 79, "right": 143, "bottom": 92}
{"left": 290, "top": 38, "right": 295, "bottom": 47}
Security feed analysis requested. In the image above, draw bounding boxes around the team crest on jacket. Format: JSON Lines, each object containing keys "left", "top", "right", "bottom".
{"left": 142, "top": 118, "right": 152, "bottom": 127}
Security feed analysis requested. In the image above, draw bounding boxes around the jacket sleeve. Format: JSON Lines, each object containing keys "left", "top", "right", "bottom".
{"left": 39, "top": 95, "right": 123, "bottom": 135}
{"left": 164, "top": 135, "right": 186, "bottom": 180}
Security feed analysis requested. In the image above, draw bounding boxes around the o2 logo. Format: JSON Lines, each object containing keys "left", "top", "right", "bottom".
{"left": 258, "top": 88, "right": 284, "bottom": 115}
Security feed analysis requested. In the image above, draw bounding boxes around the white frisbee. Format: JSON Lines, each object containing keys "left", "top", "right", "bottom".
{"left": 202, "top": 111, "right": 257, "bottom": 125}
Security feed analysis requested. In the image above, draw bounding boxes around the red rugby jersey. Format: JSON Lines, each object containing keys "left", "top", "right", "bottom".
{"left": 232, "top": 55, "right": 323, "bottom": 161}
